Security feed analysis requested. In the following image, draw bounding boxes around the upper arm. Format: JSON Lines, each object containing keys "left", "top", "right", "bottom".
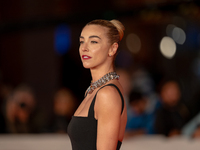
{"left": 95, "top": 86, "right": 122, "bottom": 150}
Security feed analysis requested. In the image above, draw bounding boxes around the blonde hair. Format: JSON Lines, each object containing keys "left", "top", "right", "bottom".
{"left": 86, "top": 19, "right": 125, "bottom": 44}
{"left": 110, "top": 20, "right": 124, "bottom": 42}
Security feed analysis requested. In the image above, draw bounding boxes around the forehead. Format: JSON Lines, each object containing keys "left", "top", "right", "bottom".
{"left": 81, "top": 25, "right": 108, "bottom": 38}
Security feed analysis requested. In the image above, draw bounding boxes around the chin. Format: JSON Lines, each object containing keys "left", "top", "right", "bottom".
{"left": 82, "top": 61, "right": 101, "bottom": 69}
{"left": 82, "top": 63, "right": 92, "bottom": 69}
{"left": 83, "top": 65, "right": 90, "bottom": 69}
{"left": 82, "top": 64, "right": 98, "bottom": 69}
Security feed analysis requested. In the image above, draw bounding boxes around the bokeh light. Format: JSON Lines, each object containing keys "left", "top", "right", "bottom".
{"left": 172, "top": 27, "right": 186, "bottom": 45}
{"left": 126, "top": 33, "right": 141, "bottom": 54}
{"left": 54, "top": 24, "right": 71, "bottom": 56}
{"left": 166, "top": 24, "right": 186, "bottom": 45}
{"left": 160, "top": 36, "right": 176, "bottom": 59}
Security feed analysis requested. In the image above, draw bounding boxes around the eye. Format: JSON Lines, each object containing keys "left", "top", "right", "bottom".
{"left": 80, "top": 41, "right": 84, "bottom": 44}
{"left": 91, "top": 41, "right": 98, "bottom": 44}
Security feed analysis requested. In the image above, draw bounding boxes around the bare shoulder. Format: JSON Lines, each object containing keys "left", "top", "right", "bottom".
{"left": 97, "top": 85, "right": 122, "bottom": 104}
{"left": 95, "top": 85, "right": 123, "bottom": 118}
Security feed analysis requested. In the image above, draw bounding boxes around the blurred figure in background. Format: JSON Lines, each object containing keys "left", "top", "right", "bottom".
{"left": 154, "top": 79, "right": 190, "bottom": 137}
{"left": 47, "top": 87, "right": 77, "bottom": 133}
{"left": 0, "top": 83, "right": 13, "bottom": 133}
{"left": 0, "top": 83, "right": 13, "bottom": 107}
{"left": 3, "top": 84, "right": 36, "bottom": 133}
{"left": 181, "top": 111, "right": 200, "bottom": 138}
{"left": 192, "top": 124, "right": 200, "bottom": 139}
{"left": 131, "top": 67, "right": 160, "bottom": 116}
{"left": 125, "top": 90, "right": 156, "bottom": 139}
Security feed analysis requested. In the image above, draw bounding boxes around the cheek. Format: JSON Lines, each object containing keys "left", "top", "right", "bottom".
{"left": 89, "top": 44, "right": 102, "bottom": 52}
{"left": 92, "top": 45, "right": 109, "bottom": 59}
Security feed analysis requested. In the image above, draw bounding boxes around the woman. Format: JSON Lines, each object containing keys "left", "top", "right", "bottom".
{"left": 67, "top": 19, "right": 127, "bottom": 150}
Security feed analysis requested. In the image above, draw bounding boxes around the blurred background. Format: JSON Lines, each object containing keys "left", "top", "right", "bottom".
{"left": 0, "top": 0, "right": 200, "bottom": 149}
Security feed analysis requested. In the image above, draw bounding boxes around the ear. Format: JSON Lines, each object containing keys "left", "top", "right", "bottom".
{"left": 108, "top": 43, "right": 118, "bottom": 57}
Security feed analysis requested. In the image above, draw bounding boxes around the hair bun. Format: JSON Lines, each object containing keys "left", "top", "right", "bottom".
{"left": 110, "top": 20, "right": 125, "bottom": 41}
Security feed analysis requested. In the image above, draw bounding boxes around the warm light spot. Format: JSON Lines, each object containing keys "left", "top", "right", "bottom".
{"left": 126, "top": 33, "right": 141, "bottom": 54}
{"left": 160, "top": 36, "right": 176, "bottom": 59}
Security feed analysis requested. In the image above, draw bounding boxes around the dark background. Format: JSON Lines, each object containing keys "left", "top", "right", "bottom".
{"left": 0, "top": 0, "right": 200, "bottom": 119}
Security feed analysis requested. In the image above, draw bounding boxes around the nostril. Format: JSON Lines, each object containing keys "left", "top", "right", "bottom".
{"left": 82, "top": 46, "right": 88, "bottom": 51}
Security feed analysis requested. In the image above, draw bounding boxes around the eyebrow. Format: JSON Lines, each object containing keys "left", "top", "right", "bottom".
{"left": 80, "top": 35, "right": 101, "bottom": 39}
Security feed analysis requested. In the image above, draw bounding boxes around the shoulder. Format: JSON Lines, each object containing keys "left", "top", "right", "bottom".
{"left": 95, "top": 85, "right": 122, "bottom": 117}
{"left": 97, "top": 84, "right": 122, "bottom": 104}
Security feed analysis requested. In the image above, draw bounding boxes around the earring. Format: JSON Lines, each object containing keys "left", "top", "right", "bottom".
{"left": 109, "top": 54, "right": 112, "bottom": 56}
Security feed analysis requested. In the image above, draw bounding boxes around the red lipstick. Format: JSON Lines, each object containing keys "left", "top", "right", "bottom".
{"left": 82, "top": 55, "right": 91, "bottom": 60}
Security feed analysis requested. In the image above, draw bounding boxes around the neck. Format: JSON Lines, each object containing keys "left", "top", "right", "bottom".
{"left": 90, "top": 67, "right": 114, "bottom": 82}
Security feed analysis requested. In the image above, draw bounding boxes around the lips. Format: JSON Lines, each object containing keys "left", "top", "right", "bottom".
{"left": 82, "top": 55, "right": 91, "bottom": 60}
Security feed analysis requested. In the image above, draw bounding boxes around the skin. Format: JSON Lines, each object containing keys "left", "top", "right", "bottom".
{"left": 74, "top": 24, "right": 127, "bottom": 150}
{"left": 161, "top": 81, "right": 181, "bottom": 107}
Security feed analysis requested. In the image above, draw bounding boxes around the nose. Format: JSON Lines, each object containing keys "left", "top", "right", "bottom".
{"left": 80, "top": 43, "right": 89, "bottom": 52}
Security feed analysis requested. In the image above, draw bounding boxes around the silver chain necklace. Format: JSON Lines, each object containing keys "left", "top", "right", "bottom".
{"left": 86, "top": 72, "right": 120, "bottom": 94}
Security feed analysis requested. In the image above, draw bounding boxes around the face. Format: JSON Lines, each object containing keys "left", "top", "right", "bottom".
{"left": 54, "top": 94, "right": 75, "bottom": 116}
{"left": 161, "top": 81, "right": 181, "bottom": 107}
{"left": 79, "top": 25, "right": 116, "bottom": 69}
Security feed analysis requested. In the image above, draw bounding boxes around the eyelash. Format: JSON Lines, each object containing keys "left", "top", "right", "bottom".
{"left": 79, "top": 41, "right": 98, "bottom": 44}
{"left": 91, "top": 41, "right": 98, "bottom": 44}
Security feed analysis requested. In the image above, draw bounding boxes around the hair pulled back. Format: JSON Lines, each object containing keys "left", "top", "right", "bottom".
{"left": 86, "top": 19, "right": 125, "bottom": 44}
